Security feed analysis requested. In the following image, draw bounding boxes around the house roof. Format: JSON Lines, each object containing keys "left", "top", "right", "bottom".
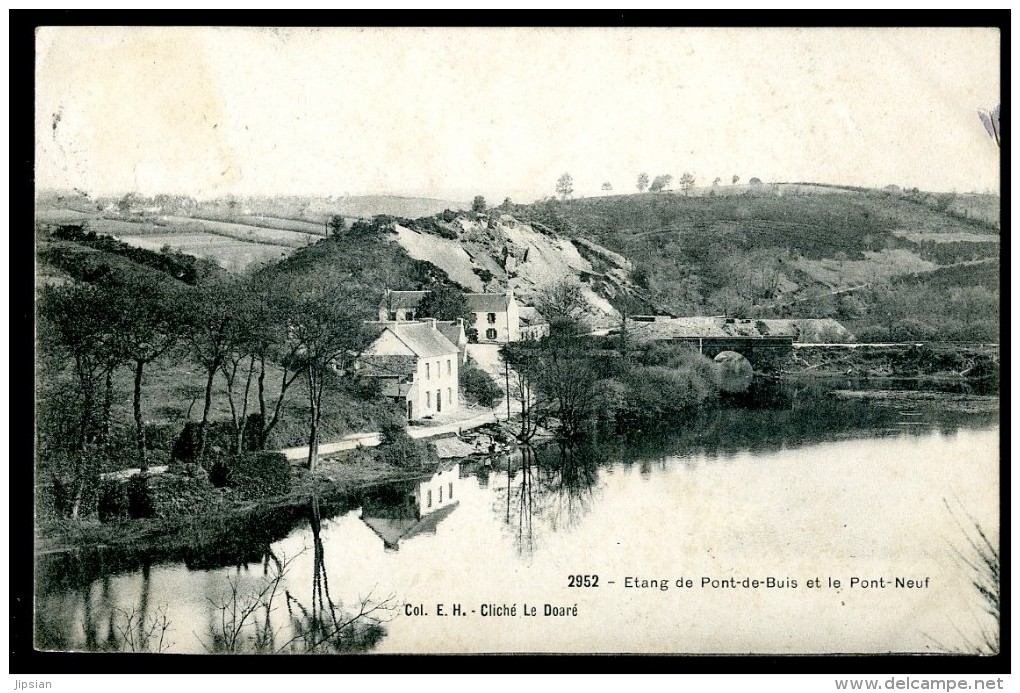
{"left": 361, "top": 502, "right": 460, "bottom": 551}
{"left": 381, "top": 381, "right": 415, "bottom": 399}
{"left": 435, "top": 320, "right": 466, "bottom": 346}
{"left": 366, "top": 320, "right": 460, "bottom": 358}
{"left": 623, "top": 316, "right": 800, "bottom": 341}
{"left": 518, "top": 306, "right": 547, "bottom": 326}
{"left": 378, "top": 290, "right": 429, "bottom": 310}
{"left": 465, "top": 292, "right": 511, "bottom": 313}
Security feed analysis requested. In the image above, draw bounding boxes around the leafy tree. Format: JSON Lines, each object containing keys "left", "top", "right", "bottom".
{"left": 637, "top": 172, "right": 649, "bottom": 192}
{"left": 471, "top": 196, "right": 487, "bottom": 213}
{"left": 732, "top": 175, "right": 740, "bottom": 185}
{"left": 185, "top": 276, "right": 250, "bottom": 461}
{"left": 286, "top": 275, "right": 374, "bottom": 470}
{"left": 327, "top": 215, "right": 347, "bottom": 237}
{"left": 601, "top": 182, "right": 613, "bottom": 191}
{"left": 713, "top": 177, "right": 722, "bottom": 186}
{"left": 38, "top": 282, "right": 126, "bottom": 450}
{"left": 556, "top": 173, "right": 574, "bottom": 200}
{"left": 679, "top": 172, "right": 696, "bottom": 196}
{"left": 749, "top": 177, "right": 763, "bottom": 186}
{"left": 649, "top": 175, "right": 673, "bottom": 193}
{"left": 244, "top": 273, "right": 307, "bottom": 451}
{"left": 117, "top": 192, "right": 139, "bottom": 214}
{"left": 108, "top": 273, "right": 187, "bottom": 470}
{"left": 415, "top": 285, "right": 475, "bottom": 329}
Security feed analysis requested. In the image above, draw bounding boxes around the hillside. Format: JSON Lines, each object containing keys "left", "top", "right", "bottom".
{"left": 37, "top": 183, "right": 1000, "bottom": 342}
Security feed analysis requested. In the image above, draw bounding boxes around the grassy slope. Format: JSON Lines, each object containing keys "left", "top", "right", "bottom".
{"left": 505, "top": 188, "right": 999, "bottom": 332}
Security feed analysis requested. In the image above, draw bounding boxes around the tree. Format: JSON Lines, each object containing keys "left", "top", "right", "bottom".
{"left": 471, "top": 196, "right": 487, "bottom": 213}
{"left": 601, "top": 182, "right": 613, "bottom": 191}
{"left": 679, "top": 172, "right": 696, "bottom": 196}
{"left": 185, "top": 276, "right": 249, "bottom": 461}
{"left": 556, "top": 173, "right": 574, "bottom": 200}
{"left": 749, "top": 177, "right": 763, "bottom": 186}
{"left": 613, "top": 293, "right": 647, "bottom": 360}
{"left": 732, "top": 175, "right": 740, "bottom": 185}
{"left": 649, "top": 175, "right": 673, "bottom": 193}
{"left": 327, "top": 215, "right": 347, "bottom": 237}
{"left": 245, "top": 273, "right": 306, "bottom": 451}
{"left": 286, "top": 276, "right": 374, "bottom": 471}
{"left": 38, "top": 282, "right": 128, "bottom": 519}
{"left": 108, "top": 273, "right": 187, "bottom": 470}
{"left": 39, "top": 282, "right": 126, "bottom": 450}
{"left": 713, "top": 177, "right": 722, "bottom": 187}
{"left": 536, "top": 279, "right": 588, "bottom": 335}
{"left": 637, "top": 172, "right": 649, "bottom": 192}
{"left": 415, "top": 285, "right": 475, "bottom": 329}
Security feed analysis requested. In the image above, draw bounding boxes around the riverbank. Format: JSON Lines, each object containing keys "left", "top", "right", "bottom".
{"left": 785, "top": 342, "right": 998, "bottom": 380}
{"left": 35, "top": 454, "right": 439, "bottom": 564}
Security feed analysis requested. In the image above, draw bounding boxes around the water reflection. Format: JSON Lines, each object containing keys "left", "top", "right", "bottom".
{"left": 360, "top": 463, "right": 461, "bottom": 551}
{"left": 34, "top": 380, "right": 999, "bottom": 653}
{"left": 495, "top": 442, "right": 604, "bottom": 556}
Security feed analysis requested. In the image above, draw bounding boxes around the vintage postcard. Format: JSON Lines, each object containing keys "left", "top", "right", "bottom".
{"left": 32, "top": 26, "right": 1000, "bottom": 658}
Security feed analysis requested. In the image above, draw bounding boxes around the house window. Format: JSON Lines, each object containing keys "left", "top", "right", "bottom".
{"left": 487, "top": 312, "right": 497, "bottom": 324}
{"left": 426, "top": 362, "right": 430, "bottom": 380}
{"left": 404, "top": 311, "right": 414, "bottom": 320}
{"left": 486, "top": 328, "right": 497, "bottom": 340}
{"left": 447, "top": 388, "right": 452, "bottom": 406}
{"left": 427, "top": 490, "right": 432, "bottom": 508}
{"left": 388, "top": 311, "right": 397, "bottom": 321}
{"left": 436, "top": 389, "right": 442, "bottom": 412}
{"left": 449, "top": 482, "right": 453, "bottom": 499}
{"left": 438, "top": 485, "right": 443, "bottom": 503}
{"left": 447, "top": 359, "right": 451, "bottom": 376}
{"left": 427, "top": 391, "right": 431, "bottom": 408}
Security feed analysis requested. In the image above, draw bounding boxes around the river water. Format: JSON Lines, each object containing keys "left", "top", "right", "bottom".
{"left": 35, "top": 379, "right": 1000, "bottom": 655}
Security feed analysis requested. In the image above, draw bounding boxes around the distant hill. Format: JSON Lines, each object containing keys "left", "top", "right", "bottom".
{"left": 36, "top": 183, "right": 999, "bottom": 342}
{"left": 327, "top": 195, "right": 468, "bottom": 220}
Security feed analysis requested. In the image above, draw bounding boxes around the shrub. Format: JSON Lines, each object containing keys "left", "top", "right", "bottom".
{"left": 461, "top": 361, "right": 502, "bottom": 407}
{"left": 127, "top": 475, "right": 155, "bottom": 519}
{"left": 209, "top": 452, "right": 291, "bottom": 500}
{"left": 170, "top": 421, "right": 239, "bottom": 466}
{"left": 135, "top": 471, "right": 217, "bottom": 518}
{"left": 97, "top": 478, "right": 130, "bottom": 521}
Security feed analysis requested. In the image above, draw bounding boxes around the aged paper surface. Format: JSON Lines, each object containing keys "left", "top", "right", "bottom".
{"left": 33, "top": 26, "right": 1000, "bottom": 657}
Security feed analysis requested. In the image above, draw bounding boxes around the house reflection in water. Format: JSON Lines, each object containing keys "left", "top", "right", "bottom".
{"left": 360, "top": 463, "right": 460, "bottom": 551}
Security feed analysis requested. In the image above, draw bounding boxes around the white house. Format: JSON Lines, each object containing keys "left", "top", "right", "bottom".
{"left": 378, "top": 290, "right": 429, "bottom": 321}
{"left": 360, "top": 320, "right": 461, "bottom": 421}
{"left": 376, "top": 288, "right": 545, "bottom": 345}
{"left": 466, "top": 290, "right": 520, "bottom": 343}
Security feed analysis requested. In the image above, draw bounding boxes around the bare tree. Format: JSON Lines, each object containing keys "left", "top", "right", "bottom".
{"left": 637, "top": 172, "right": 649, "bottom": 192}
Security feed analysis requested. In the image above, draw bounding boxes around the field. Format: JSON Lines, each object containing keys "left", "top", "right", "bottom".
{"left": 119, "top": 234, "right": 293, "bottom": 272}
{"left": 36, "top": 209, "right": 323, "bottom": 273}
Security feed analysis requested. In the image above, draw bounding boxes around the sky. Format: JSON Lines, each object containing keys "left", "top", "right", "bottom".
{"left": 35, "top": 26, "right": 1001, "bottom": 203}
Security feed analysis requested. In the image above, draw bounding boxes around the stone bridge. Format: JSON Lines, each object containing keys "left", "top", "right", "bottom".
{"left": 662, "top": 336, "right": 795, "bottom": 373}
